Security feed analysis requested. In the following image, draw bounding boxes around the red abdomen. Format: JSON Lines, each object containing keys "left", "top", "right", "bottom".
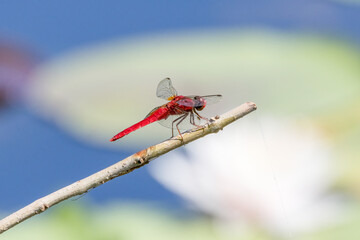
{"left": 110, "top": 107, "right": 169, "bottom": 141}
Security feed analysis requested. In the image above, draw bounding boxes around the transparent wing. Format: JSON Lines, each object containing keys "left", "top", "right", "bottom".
{"left": 177, "top": 95, "right": 222, "bottom": 108}
{"left": 201, "top": 94, "right": 222, "bottom": 105}
{"left": 156, "top": 78, "right": 178, "bottom": 100}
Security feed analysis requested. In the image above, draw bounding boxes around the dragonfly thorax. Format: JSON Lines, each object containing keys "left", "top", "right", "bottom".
{"left": 170, "top": 95, "right": 207, "bottom": 112}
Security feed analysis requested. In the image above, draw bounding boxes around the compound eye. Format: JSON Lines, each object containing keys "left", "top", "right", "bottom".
{"left": 195, "top": 97, "right": 206, "bottom": 111}
{"left": 195, "top": 105, "right": 205, "bottom": 111}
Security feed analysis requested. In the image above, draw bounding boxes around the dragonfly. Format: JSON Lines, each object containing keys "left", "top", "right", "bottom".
{"left": 110, "top": 78, "right": 222, "bottom": 142}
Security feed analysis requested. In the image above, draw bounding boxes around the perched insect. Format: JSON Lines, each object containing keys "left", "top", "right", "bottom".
{"left": 110, "top": 78, "right": 222, "bottom": 141}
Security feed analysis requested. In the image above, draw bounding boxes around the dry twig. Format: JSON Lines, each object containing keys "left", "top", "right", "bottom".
{"left": 0, "top": 102, "right": 257, "bottom": 234}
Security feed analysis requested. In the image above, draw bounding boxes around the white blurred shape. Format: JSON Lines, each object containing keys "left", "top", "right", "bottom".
{"left": 149, "top": 116, "right": 340, "bottom": 236}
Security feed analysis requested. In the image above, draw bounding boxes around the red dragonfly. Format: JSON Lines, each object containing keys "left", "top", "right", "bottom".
{"left": 110, "top": 78, "right": 222, "bottom": 142}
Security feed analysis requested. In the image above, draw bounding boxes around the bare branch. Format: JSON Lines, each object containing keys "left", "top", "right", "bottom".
{"left": 0, "top": 102, "right": 257, "bottom": 234}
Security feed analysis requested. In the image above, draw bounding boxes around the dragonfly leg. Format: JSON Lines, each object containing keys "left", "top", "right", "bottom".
{"left": 189, "top": 111, "right": 202, "bottom": 128}
{"left": 189, "top": 112, "right": 199, "bottom": 127}
{"left": 175, "top": 113, "right": 189, "bottom": 141}
{"left": 190, "top": 112, "right": 195, "bottom": 125}
{"left": 194, "top": 109, "right": 209, "bottom": 122}
{"left": 191, "top": 110, "right": 208, "bottom": 134}
{"left": 171, "top": 113, "right": 187, "bottom": 138}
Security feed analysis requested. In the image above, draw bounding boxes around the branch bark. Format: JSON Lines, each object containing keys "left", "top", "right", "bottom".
{"left": 0, "top": 102, "right": 257, "bottom": 234}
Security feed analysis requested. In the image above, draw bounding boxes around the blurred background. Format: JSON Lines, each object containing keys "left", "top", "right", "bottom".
{"left": 1, "top": 1, "right": 360, "bottom": 239}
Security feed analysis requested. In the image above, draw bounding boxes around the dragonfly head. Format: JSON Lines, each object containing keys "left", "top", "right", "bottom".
{"left": 194, "top": 96, "right": 206, "bottom": 111}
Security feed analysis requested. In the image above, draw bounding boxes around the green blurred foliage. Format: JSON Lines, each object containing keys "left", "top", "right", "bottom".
{"left": 3, "top": 202, "right": 360, "bottom": 240}
{"left": 2, "top": 203, "right": 263, "bottom": 240}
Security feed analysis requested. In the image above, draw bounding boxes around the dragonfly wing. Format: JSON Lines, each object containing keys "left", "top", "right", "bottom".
{"left": 201, "top": 94, "right": 222, "bottom": 106}
{"left": 156, "top": 78, "right": 178, "bottom": 100}
{"left": 177, "top": 95, "right": 222, "bottom": 108}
